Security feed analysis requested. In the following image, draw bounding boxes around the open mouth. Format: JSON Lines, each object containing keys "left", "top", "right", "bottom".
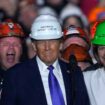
{"left": 6, "top": 53, "right": 15, "bottom": 63}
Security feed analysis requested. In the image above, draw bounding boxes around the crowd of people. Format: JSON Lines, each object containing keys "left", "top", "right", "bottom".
{"left": 0, "top": 0, "right": 105, "bottom": 105}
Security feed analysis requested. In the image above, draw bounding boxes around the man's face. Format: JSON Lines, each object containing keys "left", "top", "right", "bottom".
{"left": 33, "top": 39, "right": 61, "bottom": 66}
{"left": 0, "top": 37, "right": 22, "bottom": 70}
{"left": 98, "top": 46, "right": 105, "bottom": 67}
{"left": 64, "top": 16, "right": 82, "bottom": 29}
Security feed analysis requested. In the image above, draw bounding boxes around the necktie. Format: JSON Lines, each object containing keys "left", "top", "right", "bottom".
{"left": 48, "top": 65, "right": 65, "bottom": 105}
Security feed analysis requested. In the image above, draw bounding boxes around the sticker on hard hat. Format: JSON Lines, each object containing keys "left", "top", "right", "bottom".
{"left": 37, "top": 26, "right": 57, "bottom": 32}
{"left": 66, "top": 28, "right": 79, "bottom": 35}
{"left": 8, "top": 23, "right": 14, "bottom": 29}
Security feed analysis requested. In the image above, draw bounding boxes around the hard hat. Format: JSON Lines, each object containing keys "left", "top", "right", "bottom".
{"left": 30, "top": 14, "right": 63, "bottom": 40}
{"left": 0, "top": 19, "right": 25, "bottom": 38}
{"left": 60, "top": 4, "right": 88, "bottom": 27}
{"left": 91, "top": 19, "right": 105, "bottom": 45}
{"left": 38, "top": 6, "right": 57, "bottom": 17}
{"left": 63, "top": 25, "right": 90, "bottom": 50}
{"left": 88, "top": 7, "right": 105, "bottom": 23}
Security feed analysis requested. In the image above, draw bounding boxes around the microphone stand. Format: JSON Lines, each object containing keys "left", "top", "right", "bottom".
{"left": 68, "top": 54, "right": 78, "bottom": 105}
{"left": 68, "top": 54, "right": 90, "bottom": 105}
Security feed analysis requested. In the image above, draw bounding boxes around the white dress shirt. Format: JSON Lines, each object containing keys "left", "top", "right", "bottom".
{"left": 83, "top": 67, "right": 105, "bottom": 105}
{"left": 36, "top": 56, "right": 67, "bottom": 105}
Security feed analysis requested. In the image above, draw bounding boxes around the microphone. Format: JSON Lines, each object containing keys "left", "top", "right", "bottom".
{"left": 68, "top": 54, "right": 78, "bottom": 71}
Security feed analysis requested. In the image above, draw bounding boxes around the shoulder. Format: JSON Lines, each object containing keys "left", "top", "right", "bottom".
{"left": 59, "top": 59, "right": 68, "bottom": 65}
{"left": 83, "top": 67, "right": 105, "bottom": 102}
{"left": 83, "top": 67, "right": 104, "bottom": 86}
{"left": 83, "top": 70, "right": 96, "bottom": 81}
{"left": 6, "top": 57, "right": 37, "bottom": 76}
{"left": 58, "top": 59, "right": 69, "bottom": 69}
{"left": 84, "top": 63, "right": 101, "bottom": 71}
{"left": 3, "top": 57, "right": 38, "bottom": 85}
{"left": 83, "top": 68, "right": 101, "bottom": 92}
{"left": 83, "top": 63, "right": 103, "bottom": 79}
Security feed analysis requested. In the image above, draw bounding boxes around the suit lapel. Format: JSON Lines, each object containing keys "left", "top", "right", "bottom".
{"left": 59, "top": 60, "right": 71, "bottom": 105}
{"left": 29, "top": 57, "right": 48, "bottom": 105}
{"left": 29, "top": 57, "right": 72, "bottom": 105}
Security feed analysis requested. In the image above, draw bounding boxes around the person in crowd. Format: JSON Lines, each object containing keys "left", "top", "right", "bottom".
{"left": 38, "top": 6, "right": 57, "bottom": 17}
{"left": 0, "top": 9, "right": 8, "bottom": 22}
{"left": 43, "top": 0, "right": 67, "bottom": 15}
{"left": 0, "top": 14, "right": 90, "bottom": 105}
{"left": 18, "top": 0, "right": 38, "bottom": 35}
{"left": 80, "top": 0, "right": 98, "bottom": 17}
{"left": 59, "top": 4, "right": 88, "bottom": 29}
{"left": 0, "top": 19, "right": 26, "bottom": 98}
{"left": 66, "top": 0, "right": 81, "bottom": 6}
{"left": 61, "top": 25, "right": 93, "bottom": 71}
{"left": 88, "top": 0, "right": 105, "bottom": 24}
{"left": 83, "top": 19, "right": 105, "bottom": 105}
{"left": 0, "top": 0, "right": 19, "bottom": 20}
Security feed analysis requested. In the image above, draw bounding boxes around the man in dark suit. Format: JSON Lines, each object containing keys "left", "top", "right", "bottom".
{"left": 0, "top": 14, "right": 90, "bottom": 105}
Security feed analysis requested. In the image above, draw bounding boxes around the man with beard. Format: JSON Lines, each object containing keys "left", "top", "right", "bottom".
{"left": 0, "top": 19, "right": 25, "bottom": 98}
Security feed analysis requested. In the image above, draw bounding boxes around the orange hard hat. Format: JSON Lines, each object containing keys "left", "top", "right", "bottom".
{"left": 88, "top": 7, "right": 105, "bottom": 23}
{"left": 0, "top": 19, "right": 25, "bottom": 38}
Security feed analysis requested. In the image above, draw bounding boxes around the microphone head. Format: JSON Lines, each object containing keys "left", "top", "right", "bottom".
{"left": 68, "top": 54, "right": 79, "bottom": 72}
{"left": 69, "top": 54, "right": 77, "bottom": 65}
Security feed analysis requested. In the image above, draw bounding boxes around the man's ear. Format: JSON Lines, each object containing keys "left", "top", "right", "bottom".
{"left": 59, "top": 42, "right": 63, "bottom": 51}
{"left": 32, "top": 42, "right": 36, "bottom": 51}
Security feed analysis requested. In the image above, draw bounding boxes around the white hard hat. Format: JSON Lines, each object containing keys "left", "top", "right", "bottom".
{"left": 30, "top": 14, "right": 63, "bottom": 40}
{"left": 38, "top": 6, "right": 57, "bottom": 17}
{"left": 60, "top": 4, "right": 88, "bottom": 27}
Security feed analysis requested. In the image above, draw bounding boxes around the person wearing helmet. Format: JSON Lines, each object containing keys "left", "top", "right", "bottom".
{"left": 0, "top": 19, "right": 26, "bottom": 98}
{"left": 0, "top": 15, "right": 90, "bottom": 105}
{"left": 0, "top": 20, "right": 26, "bottom": 70}
{"left": 88, "top": 0, "right": 105, "bottom": 24}
{"left": 61, "top": 25, "right": 93, "bottom": 71}
{"left": 59, "top": 4, "right": 88, "bottom": 29}
{"left": 83, "top": 19, "right": 105, "bottom": 105}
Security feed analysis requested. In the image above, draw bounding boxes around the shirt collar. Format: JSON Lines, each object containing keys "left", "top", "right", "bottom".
{"left": 36, "top": 56, "right": 60, "bottom": 73}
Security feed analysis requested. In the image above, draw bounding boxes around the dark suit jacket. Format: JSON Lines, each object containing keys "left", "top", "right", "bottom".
{"left": 0, "top": 57, "right": 90, "bottom": 105}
